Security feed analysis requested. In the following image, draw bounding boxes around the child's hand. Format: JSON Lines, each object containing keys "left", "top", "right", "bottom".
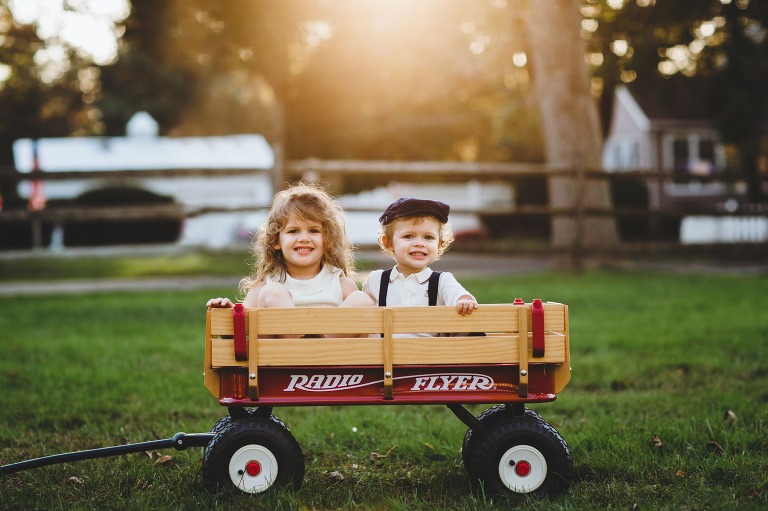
{"left": 456, "top": 297, "right": 478, "bottom": 316}
{"left": 206, "top": 297, "right": 234, "bottom": 309}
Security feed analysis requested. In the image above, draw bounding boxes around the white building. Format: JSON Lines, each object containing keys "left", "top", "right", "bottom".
{"left": 13, "top": 112, "right": 275, "bottom": 210}
{"left": 602, "top": 85, "right": 726, "bottom": 175}
{"left": 12, "top": 112, "right": 275, "bottom": 248}
{"left": 602, "top": 85, "right": 766, "bottom": 244}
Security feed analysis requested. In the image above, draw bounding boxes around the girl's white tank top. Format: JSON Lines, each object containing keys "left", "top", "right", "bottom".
{"left": 266, "top": 265, "right": 343, "bottom": 307}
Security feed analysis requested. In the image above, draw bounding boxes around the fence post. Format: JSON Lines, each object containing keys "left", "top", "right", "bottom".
{"left": 271, "top": 142, "right": 286, "bottom": 192}
{"left": 31, "top": 216, "right": 43, "bottom": 250}
{"left": 571, "top": 163, "right": 585, "bottom": 274}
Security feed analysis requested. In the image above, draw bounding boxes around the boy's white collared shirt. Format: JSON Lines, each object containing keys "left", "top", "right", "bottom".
{"left": 362, "top": 266, "right": 474, "bottom": 307}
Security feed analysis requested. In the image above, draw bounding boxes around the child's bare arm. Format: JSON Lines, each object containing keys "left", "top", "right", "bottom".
{"left": 340, "top": 276, "right": 361, "bottom": 299}
{"left": 455, "top": 294, "right": 478, "bottom": 315}
{"left": 340, "top": 276, "right": 375, "bottom": 306}
{"left": 206, "top": 282, "right": 265, "bottom": 309}
{"left": 242, "top": 282, "right": 266, "bottom": 308}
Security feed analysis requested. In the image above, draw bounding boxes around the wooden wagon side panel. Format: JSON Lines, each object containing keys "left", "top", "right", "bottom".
{"left": 205, "top": 302, "right": 570, "bottom": 403}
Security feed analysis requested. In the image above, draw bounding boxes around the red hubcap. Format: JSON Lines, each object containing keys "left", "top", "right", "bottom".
{"left": 245, "top": 460, "right": 262, "bottom": 477}
{"left": 515, "top": 460, "right": 532, "bottom": 477}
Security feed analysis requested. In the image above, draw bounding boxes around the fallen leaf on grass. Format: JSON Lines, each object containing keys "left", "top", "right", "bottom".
{"left": 371, "top": 445, "right": 398, "bottom": 460}
{"left": 648, "top": 434, "right": 663, "bottom": 448}
{"left": 67, "top": 476, "right": 84, "bottom": 485}
{"left": 154, "top": 455, "right": 173, "bottom": 465}
{"left": 675, "top": 470, "right": 686, "bottom": 478}
{"left": 707, "top": 441, "right": 725, "bottom": 455}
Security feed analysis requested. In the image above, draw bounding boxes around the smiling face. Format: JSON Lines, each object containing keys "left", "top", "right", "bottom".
{"left": 383, "top": 216, "right": 442, "bottom": 276}
{"left": 273, "top": 213, "right": 325, "bottom": 279}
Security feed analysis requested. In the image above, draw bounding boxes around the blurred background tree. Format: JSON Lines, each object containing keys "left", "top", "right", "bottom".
{"left": 583, "top": 0, "right": 768, "bottom": 200}
{"left": 100, "top": 0, "right": 540, "bottom": 163}
{"left": 1, "top": 0, "right": 766, "bottom": 201}
{"left": 0, "top": 2, "right": 99, "bottom": 205}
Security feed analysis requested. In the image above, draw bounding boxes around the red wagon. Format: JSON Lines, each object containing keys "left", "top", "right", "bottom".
{"left": 202, "top": 300, "right": 573, "bottom": 496}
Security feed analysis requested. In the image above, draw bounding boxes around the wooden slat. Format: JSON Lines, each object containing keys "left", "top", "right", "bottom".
{"left": 248, "top": 308, "right": 259, "bottom": 400}
{"left": 213, "top": 337, "right": 383, "bottom": 366}
{"left": 542, "top": 303, "right": 567, "bottom": 331}
{"left": 390, "top": 306, "right": 517, "bottom": 333}
{"left": 383, "top": 309, "right": 393, "bottom": 399}
{"left": 553, "top": 304, "right": 572, "bottom": 393}
{"left": 517, "top": 305, "right": 529, "bottom": 397}
{"left": 203, "top": 310, "right": 220, "bottom": 397}
{"left": 210, "top": 307, "right": 235, "bottom": 336}
{"left": 392, "top": 335, "right": 566, "bottom": 365}
{"left": 209, "top": 303, "right": 567, "bottom": 337}
{"left": 210, "top": 334, "right": 566, "bottom": 368}
{"left": 253, "top": 307, "right": 385, "bottom": 335}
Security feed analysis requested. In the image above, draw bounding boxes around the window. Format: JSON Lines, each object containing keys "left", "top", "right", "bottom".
{"left": 699, "top": 139, "right": 715, "bottom": 173}
{"left": 673, "top": 138, "right": 689, "bottom": 173}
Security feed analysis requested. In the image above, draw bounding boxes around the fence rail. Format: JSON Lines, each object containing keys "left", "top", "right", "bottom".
{"left": 1, "top": 160, "right": 766, "bottom": 252}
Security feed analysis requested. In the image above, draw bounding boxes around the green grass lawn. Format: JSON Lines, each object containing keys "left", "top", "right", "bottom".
{"left": 0, "top": 250, "right": 254, "bottom": 282}
{"left": 1, "top": 269, "right": 767, "bottom": 510}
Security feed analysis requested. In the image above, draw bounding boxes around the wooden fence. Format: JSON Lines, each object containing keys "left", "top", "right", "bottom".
{"left": 1, "top": 160, "right": 766, "bottom": 254}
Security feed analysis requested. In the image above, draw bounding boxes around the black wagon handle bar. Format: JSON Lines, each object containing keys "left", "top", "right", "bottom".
{"left": 0, "top": 432, "right": 214, "bottom": 475}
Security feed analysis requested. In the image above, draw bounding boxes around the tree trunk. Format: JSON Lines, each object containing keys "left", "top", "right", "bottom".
{"left": 525, "top": 0, "right": 619, "bottom": 249}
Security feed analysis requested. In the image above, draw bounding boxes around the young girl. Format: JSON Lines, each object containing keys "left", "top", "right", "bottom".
{"left": 207, "top": 183, "right": 373, "bottom": 310}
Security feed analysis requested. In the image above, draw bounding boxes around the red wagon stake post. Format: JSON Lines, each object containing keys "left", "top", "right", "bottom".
{"left": 2, "top": 301, "right": 573, "bottom": 498}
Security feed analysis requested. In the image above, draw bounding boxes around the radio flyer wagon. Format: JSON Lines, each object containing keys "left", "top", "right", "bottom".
{"left": 201, "top": 299, "right": 573, "bottom": 496}
{"left": 2, "top": 300, "right": 573, "bottom": 497}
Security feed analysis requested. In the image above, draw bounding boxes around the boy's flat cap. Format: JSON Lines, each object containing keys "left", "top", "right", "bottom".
{"left": 379, "top": 197, "right": 450, "bottom": 225}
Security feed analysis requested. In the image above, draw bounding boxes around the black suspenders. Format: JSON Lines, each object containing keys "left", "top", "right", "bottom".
{"left": 378, "top": 269, "right": 441, "bottom": 307}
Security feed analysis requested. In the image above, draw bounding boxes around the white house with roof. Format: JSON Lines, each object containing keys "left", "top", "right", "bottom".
{"left": 602, "top": 85, "right": 726, "bottom": 175}
{"left": 13, "top": 112, "right": 275, "bottom": 210}
{"left": 11, "top": 112, "right": 276, "bottom": 248}
{"left": 602, "top": 85, "right": 766, "bottom": 244}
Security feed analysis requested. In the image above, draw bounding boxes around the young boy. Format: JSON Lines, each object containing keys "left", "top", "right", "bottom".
{"left": 363, "top": 197, "right": 478, "bottom": 319}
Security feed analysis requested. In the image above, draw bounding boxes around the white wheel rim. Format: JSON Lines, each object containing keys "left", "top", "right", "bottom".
{"left": 228, "top": 444, "right": 279, "bottom": 494}
{"left": 498, "top": 444, "right": 547, "bottom": 493}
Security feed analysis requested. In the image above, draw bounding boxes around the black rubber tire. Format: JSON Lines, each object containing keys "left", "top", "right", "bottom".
{"left": 461, "top": 405, "right": 543, "bottom": 476}
{"left": 210, "top": 408, "right": 286, "bottom": 436}
{"left": 201, "top": 417, "right": 304, "bottom": 494}
{"left": 468, "top": 416, "right": 573, "bottom": 496}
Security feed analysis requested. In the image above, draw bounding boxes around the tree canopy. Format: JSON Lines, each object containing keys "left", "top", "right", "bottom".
{"left": 584, "top": 0, "right": 767, "bottom": 198}
{"left": 1, "top": 0, "right": 766, "bottom": 182}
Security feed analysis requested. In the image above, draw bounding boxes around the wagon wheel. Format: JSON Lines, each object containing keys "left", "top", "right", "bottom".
{"left": 202, "top": 417, "right": 304, "bottom": 494}
{"left": 468, "top": 415, "right": 572, "bottom": 496}
{"left": 460, "top": 405, "right": 543, "bottom": 477}
{"left": 210, "top": 407, "right": 286, "bottom": 436}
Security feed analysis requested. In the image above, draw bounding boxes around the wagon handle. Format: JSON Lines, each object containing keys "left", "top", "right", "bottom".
{"left": 0, "top": 432, "right": 214, "bottom": 475}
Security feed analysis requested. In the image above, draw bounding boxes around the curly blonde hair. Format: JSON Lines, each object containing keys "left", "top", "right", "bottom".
{"left": 378, "top": 215, "right": 455, "bottom": 260}
{"left": 239, "top": 183, "right": 355, "bottom": 297}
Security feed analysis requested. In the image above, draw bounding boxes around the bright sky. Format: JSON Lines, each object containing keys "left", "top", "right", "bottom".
{"left": 8, "top": 0, "right": 130, "bottom": 73}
